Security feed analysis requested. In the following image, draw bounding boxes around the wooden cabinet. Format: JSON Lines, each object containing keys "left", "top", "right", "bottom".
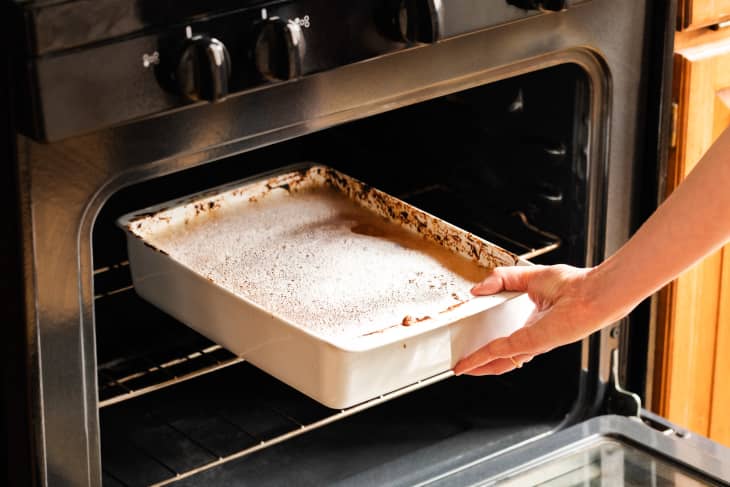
{"left": 679, "top": 0, "right": 730, "bottom": 30}
{"left": 712, "top": 252, "right": 730, "bottom": 442}
{"left": 651, "top": 29, "right": 730, "bottom": 446}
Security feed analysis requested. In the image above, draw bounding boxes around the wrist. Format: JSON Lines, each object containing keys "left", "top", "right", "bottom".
{"left": 584, "top": 257, "right": 640, "bottom": 325}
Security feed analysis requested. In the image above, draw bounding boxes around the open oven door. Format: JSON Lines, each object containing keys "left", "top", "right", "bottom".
{"left": 427, "top": 414, "right": 730, "bottom": 486}
{"left": 421, "top": 348, "right": 730, "bottom": 486}
{"left": 423, "top": 346, "right": 730, "bottom": 486}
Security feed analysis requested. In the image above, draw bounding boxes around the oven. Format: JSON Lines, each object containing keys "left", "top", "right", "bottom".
{"left": 4, "top": 0, "right": 730, "bottom": 485}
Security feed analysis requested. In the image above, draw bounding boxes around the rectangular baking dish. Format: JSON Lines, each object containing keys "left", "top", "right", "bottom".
{"left": 117, "top": 164, "right": 536, "bottom": 409}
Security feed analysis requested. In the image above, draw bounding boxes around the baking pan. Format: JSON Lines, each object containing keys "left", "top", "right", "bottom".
{"left": 118, "top": 165, "right": 536, "bottom": 408}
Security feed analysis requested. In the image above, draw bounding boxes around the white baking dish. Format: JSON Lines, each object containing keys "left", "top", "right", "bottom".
{"left": 118, "top": 165, "right": 535, "bottom": 409}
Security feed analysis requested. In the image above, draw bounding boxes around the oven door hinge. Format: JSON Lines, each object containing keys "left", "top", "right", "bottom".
{"left": 602, "top": 348, "right": 642, "bottom": 418}
{"left": 669, "top": 101, "right": 679, "bottom": 149}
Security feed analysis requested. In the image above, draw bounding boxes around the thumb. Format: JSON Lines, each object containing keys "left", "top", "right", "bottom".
{"left": 471, "top": 265, "right": 544, "bottom": 295}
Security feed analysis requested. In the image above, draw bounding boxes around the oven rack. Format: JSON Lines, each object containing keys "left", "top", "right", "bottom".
{"left": 98, "top": 345, "right": 244, "bottom": 408}
{"left": 399, "top": 185, "right": 562, "bottom": 261}
{"left": 94, "top": 267, "right": 245, "bottom": 407}
{"left": 149, "top": 371, "right": 454, "bottom": 486}
{"left": 100, "top": 360, "right": 455, "bottom": 486}
{"left": 490, "top": 210, "right": 561, "bottom": 260}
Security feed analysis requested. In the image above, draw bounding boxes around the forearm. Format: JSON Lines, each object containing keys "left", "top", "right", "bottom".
{"left": 588, "top": 127, "right": 730, "bottom": 320}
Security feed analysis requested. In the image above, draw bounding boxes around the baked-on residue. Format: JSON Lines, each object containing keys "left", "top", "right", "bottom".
{"left": 148, "top": 186, "right": 491, "bottom": 340}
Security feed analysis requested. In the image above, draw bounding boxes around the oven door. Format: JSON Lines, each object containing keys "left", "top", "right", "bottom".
{"left": 419, "top": 414, "right": 730, "bottom": 486}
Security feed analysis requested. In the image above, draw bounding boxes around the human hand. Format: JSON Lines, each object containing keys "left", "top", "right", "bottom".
{"left": 453, "top": 264, "right": 625, "bottom": 376}
{"left": 455, "top": 126, "right": 730, "bottom": 375}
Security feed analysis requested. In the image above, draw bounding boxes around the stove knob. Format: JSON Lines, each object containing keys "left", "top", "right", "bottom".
{"left": 176, "top": 34, "right": 231, "bottom": 102}
{"left": 382, "top": 0, "right": 444, "bottom": 44}
{"left": 507, "top": 0, "right": 567, "bottom": 11}
{"left": 254, "top": 18, "right": 306, "bottom": 82}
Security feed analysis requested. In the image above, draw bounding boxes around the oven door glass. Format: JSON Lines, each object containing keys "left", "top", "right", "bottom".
{"left": 429, "top": 416, "right": 730, "bottom": 486}
{"left": 495, "top": 439, "right": 715, "bottom": 486}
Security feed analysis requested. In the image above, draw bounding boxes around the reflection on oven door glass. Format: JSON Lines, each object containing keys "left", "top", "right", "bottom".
{"left": 499, "top": 439, "right": 719, "bottom": 486}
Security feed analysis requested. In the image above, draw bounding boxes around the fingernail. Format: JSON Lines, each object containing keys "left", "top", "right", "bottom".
{"left": 471, "top": 276, "right": 496, "bottom": 295}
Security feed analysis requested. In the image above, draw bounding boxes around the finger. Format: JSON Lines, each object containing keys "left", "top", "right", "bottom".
{"left": 453, "top": 324, "right": 550, "bottom": 375}
{"left": 484, "top": 325, "right": 551, "bottom": 358}
{"left": 453, "top": 307, "right": 544, "bottom": 375}
{"left": 463, "top": 354, "right": 534, "bottom": 376}
{"left": 453, "top": 339, "right": 510, "bottom": 375}
{"left": 462, "top": 358, "right": 514, "bottom": 376}
{"left": 452, "top": 334, "right": 524, "bottom": 375}
{"left": 471, "top": 265, "right": 545, "bottom": 296}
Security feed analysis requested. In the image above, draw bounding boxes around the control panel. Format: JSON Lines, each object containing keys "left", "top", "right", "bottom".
{"left": 16, "top": 0, "right": 588, "bottom": 141}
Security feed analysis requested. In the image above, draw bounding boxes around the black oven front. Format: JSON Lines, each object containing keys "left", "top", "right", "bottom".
{"left": 7, "top": 1, "right": 716, "bottom": 486}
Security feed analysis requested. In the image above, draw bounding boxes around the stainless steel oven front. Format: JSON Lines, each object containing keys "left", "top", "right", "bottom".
{"left": 7, "top": 0, "right": 728, "bottom": 486}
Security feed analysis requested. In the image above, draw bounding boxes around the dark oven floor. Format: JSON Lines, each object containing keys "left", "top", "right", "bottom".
{"left": 100, "top": 353, "right": 567, "bottom": 487}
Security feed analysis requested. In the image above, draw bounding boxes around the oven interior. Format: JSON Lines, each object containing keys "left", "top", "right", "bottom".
{"left": 93, "top": 63, "right": 594, "bottom": 486}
